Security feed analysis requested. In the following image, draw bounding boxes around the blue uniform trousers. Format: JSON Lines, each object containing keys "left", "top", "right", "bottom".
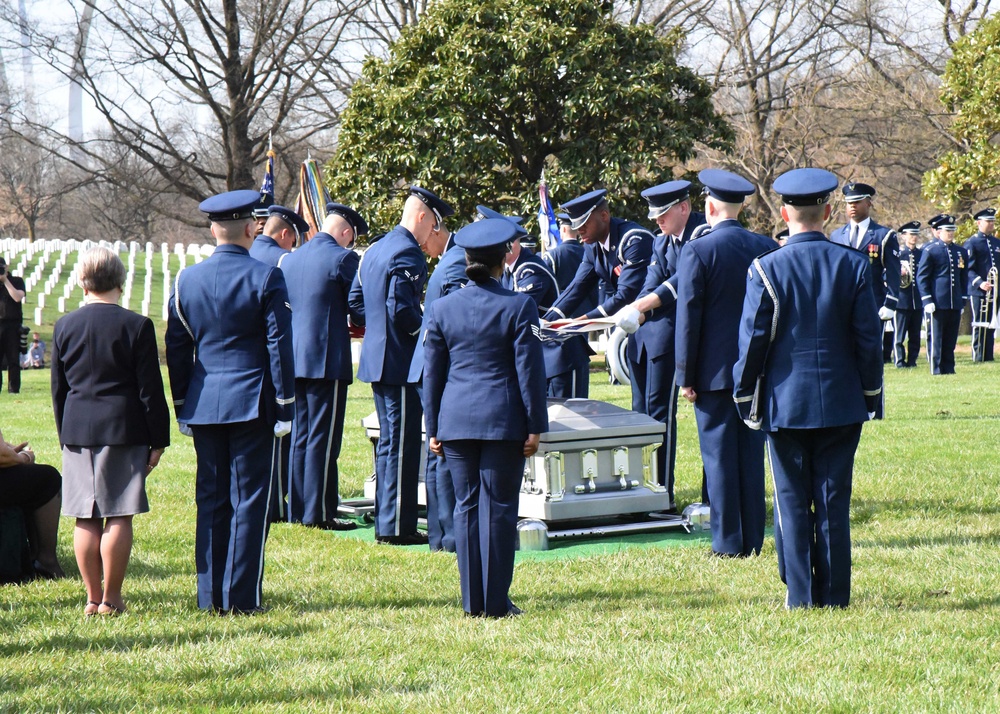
{"left": 372, "top": 383, "right": 422, "bottom": 537}
{"left": 766, "top": 423, "right": 862, "bottom": 608}
{"left": 192, "top": 418, "right": 273, "bottom": 612}
{"left": 629, "top": 352, "right": 678, "bottom": 501}
{"left": 268, "top": 435, "right": 290, "bottom": 523}
{"left": 928, "top": 309, "right": 961, "bottom": 374}
{"left": 970, "top": 294, "right": 995, "bottom": 362}
{"left": 893, "top": 309, "right": 922, "bottom": 367}
{"left": 694, "top": 390, "right": 765, "bottom": 556}
{"left": 424, "top": 448, "right": 456, "bottom": 552}
{"left": 547, "top": 362, "right": 589, "bottom": 399}
{"left": 289, "top": 378, "right": 348, "bottom": 524}
{"left": 444, "top": 439, "right": 523, "bottom": 617}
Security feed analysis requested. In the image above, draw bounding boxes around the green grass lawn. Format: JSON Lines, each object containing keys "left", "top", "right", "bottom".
{"left": 2, "top": 346, "right": 999, "bottom": 712}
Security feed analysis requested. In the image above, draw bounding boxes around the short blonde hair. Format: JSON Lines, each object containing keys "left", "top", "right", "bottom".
{"left": 79, "top": 247, "right": 126, "bottom": 293}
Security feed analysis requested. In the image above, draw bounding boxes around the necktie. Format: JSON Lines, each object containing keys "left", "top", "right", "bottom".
{"left": 850, "top": 224, "right": 859, "bottom": 249}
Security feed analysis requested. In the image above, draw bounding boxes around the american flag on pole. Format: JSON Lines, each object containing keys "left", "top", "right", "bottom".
{"left": 260, "top": 134, "right": 276, "bottom": 200}
{"left": 538, "top": 171, "right": 561, "bottom": 251}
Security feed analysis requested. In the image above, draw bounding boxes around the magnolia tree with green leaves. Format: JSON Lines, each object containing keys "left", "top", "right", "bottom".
{"left": 923, "top": 12, "right": 1000, "bottom": 221}
{"left": 327, "top": 0, "right": 731, "bottom": 234}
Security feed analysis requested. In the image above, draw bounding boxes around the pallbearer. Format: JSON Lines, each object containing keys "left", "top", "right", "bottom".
{"left": 166, "top": 190, "right": 295, "bottom": 614}
{"left": 675, "top": 169, "right": 774, "bottom": 557}
{"left": 423, "top": 218, "right": 548, "bottom": 618}
{"left": 894, "top": 222, "right": 923, "bottom": 368}
{"left": 917, "top": 214, "right": 969, "bottom": 375}
{"left": 964, "top": 207, "right": 1000, "bottom": 362}
{"left": 349, "top": 187, "right": 453, "bottom": 545}
{"left": 280, "top": 203, "right": 367, "bottom": 531}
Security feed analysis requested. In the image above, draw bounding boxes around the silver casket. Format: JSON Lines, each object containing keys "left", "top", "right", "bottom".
{"left": 360, "top": 398, "right": 670, "bottom": 523}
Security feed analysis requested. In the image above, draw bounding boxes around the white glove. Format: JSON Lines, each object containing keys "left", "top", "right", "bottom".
{"left": 274, "top": 420, "right": 292, "bottom": 438}
{"left": 743, "top": 418, "right": 762, "bottom": 431}
{"left": 867, "top": 412, "right": 876, "bottom": 421}
{"left": 614, "top": 305, "right": 641, "bottom": 334}
{"left": 878, "top": 306, "right": 895, "bottom": 321}
{"left": 178, "top": 422, "right": 193, "bottom": 438}
{"left": 924, "top": 303, "right": 936, "bottom": 315}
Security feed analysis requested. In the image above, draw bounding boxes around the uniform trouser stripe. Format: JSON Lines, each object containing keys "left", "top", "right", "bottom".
{"left": 320, "top": 381, "right": 339, "bottom": 522}
{"left": 396, "top": 388, "right": 406, "bottom": 534}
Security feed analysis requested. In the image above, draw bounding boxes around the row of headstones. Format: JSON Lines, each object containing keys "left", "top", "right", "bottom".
{"left": 0, "top": 238, "right": 214, "bottom": 325}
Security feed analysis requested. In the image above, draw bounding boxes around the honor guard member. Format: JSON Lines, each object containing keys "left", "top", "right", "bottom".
{"left": 423, "top": 218, "right": 548, "bottom": 618}
{"left": 165, "top": 189, "right": 295, "bottom": 614}
{"left": 917, "top": 214, "right": 969, "bottom": 375}
{"left": 542, "top": 189, "right": 653, "bottom": 324}
{"left": 965, "top": 207, "right": 1000, "bottom": 362}
{"left": 249, "top": 204, "right": 309, "bottom": 522}
{"left": 829, "top": 182, "right": 901, "bottom": 369}
{"left": 408, "top": 221, "right": 465, "bottom": 553}
{"left": 252, "top": 192, "right": 274, "bottom": 237}
{"left": 612, "top": 181, "right": 705, "bottom": 511}
{"left": 348, "top": 186, "right": 454, "bottom": 545}
{"left": 734, "top": 168, "right": 883, "bottom": 608}
{"left": 250, "top": 205, "right": 305, "bottom": 268}
{"left": 0, "top": 257, "right": 26, "bottom": 394}
{"left": 539, "top": 213, "right": 595, "bottom": 397}
{"left": 675, "top": 170, "right": 774, "bottom": 557}
{"left": 279, "top": 203, "right": 366, "bottom": 531}
{"left": 894, "top": 221, "right": 924, "bottom": 367}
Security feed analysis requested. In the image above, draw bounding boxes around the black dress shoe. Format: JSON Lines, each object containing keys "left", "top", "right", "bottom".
{"left": 32, "top": 560, "right": 65, "bottom": 580}
{"left": 306, "top": 518, "right": 357, "bottom": 531}
{"left": 232, "top": 605, "right": 271, "bottom": 616}
{"left": 375, "top": 532, "right": 429, "bottom": 546}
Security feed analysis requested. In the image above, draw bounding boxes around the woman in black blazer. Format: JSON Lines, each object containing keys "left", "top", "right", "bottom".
{"left": 52, "top": 247, "right": 170, "bottom": 616}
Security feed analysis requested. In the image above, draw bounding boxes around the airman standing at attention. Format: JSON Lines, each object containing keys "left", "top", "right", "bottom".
{"left": 734, "top": 168, "right": 883, "bottom": 608}
{"left": 964, "top": 207, "right": 1000, "bottom": 362}
{"left": 894, "top": 222, "right": 923, "bottom": 368}
{"left": 917, "top": 214, "right": 969, "bottom": 375}
{"left": 166, "top": 190, "right": 295, "bottom": 615}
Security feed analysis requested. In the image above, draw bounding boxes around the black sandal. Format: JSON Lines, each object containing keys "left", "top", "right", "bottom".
{"left": 98, "top": 601, "right": 126, "bottom": 616}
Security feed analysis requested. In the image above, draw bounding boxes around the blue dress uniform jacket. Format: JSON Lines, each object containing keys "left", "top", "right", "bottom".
{"left": 542, "top": 240, "right": 598, "bottom": 313}
{"left": 249, "top": 234, "right": 290, "bottom": 268}
{"left": 917, "top": 239, "right": 969, "bottom": 374}
{"left": 543, "top": 218, "right": 653, "bottom": 321}
{"left": 675, "top": 219, "right": 774, "bottom": 556}
{"left": 279, "top": 232, "right": 360, "bottom": 525}
{"left": 166, "top": 244, "right": 295, "bottom": 426}
{"left": 894, "top": 246, "right": 923, "bottom": 367}
{"left": 503, "top": 248, "right": 588, "bottom": 386}
{"left": 348, "top": 225, "right": 427, "bottom": 537}
{"left": 348, "top": 225, "right": 427, "bottom": 385}
{"left": 423, "top": 279, "right": 548, "bottom": 617}
{"left": 964, "top": 231, "right": 1000, "bottom": 361}
{"left": 165, "top": 242, "right": 295, "bottom": 613}
{"left": 830, "top": 219, "right": 901, "bottom": 311}
{"left": 733, "top": 230, "right": 882, "bottom": 608}
{"left": 734, "top": 233, "right": 883, "bottom": 430}
{"left": 408, "top": 237, "right": 466, "bottom": 552}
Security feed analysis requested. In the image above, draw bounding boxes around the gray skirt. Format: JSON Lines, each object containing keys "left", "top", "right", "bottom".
{"left": 61, "top": 445, "right": 150, "bottom": 518}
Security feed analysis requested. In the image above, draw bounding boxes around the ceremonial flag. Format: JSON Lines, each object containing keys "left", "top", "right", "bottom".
{"left": 259, "top": 135, "right": 276, "bottom": 201}
{"left": 296, "top": 156, "right": 331, "bottom": 242}
{"left": 538, "top": 171, "right": 561, "bottom": 251}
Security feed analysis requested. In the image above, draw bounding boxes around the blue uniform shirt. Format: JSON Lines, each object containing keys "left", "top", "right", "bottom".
{"left": 542, "top": 241, "right": 597, "bottom": 314}
{"left": 279, "top": 232, "right": 360, "bottom": 382}
{"left": 733, "top": 231, "right": 883, "bottom": 430}
{"left": 165, "top": 243, "right": 295, "bottom": 425}
{"left": 964, "top": 231, "right": 1000, "bottom": 292}
{"left": 675, "top": 218, "right": 775, "bottom": 391}
{"left": 830, "top": 220, "right": 901, "bottom": 310}
{"left": 423, "top": 279, "right": 548, "bottom": 441}
{"left": 916, "top": 239, "right": 968, "bottom": 311}
{"left": 897, "top": 246, "right": 922, "bottom": 311}
{"left": 408, "top": 238, "right": 468, "bottom": 383}
{"left": 249, "top": 234, "right": 290, "bottom": 268}
{"left": 543, "top": 218, "right": 653, "bottom": 321}
{"left": 348, "top": 225, "right": 428, "bottom": 385}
